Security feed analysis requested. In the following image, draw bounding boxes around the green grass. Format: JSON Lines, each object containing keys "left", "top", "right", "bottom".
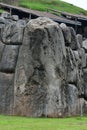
{"left": 19, "top": 0, "right": 87, "bottom": 15}
{"left": 0, "top": 115, "right": 87, "bottom": 130}
{"left": 0, "top": 9, "right": 4, "bottom": 13}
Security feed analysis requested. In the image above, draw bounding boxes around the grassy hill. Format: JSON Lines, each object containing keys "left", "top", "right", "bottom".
{"left": 19, "top": 0, "right": 87, "bottom": 15}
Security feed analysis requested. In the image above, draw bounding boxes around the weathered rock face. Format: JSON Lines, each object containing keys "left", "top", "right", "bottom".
{"left": 14, "top": 17, "right": 67, "bottom": 117}
{"left": 60, "top": 23, "right": 71, "bottom": 46}
{"left": 82, "top": 39, "right": 87, "bottom": 53}
{"left": 0, "top": 45, "right": 19, "bottom": 73}
{"left": 0, "top": 73, "right": 14, "bottom": 114}
{"left": 66, "top": 84, "right": 79, "bottom": 115}
{"left": 0, "top": 12, "right": 87, "bottom": 117}
{"left": 0, "top": 13, "right": 21, "bottom": 115}
{"left": 1, "top": 21, "right": 25, "bottom": 45}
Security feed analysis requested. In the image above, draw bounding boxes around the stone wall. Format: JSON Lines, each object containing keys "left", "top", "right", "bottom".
{"left": 0, "top": 12, "right": 87, "bottom": 117}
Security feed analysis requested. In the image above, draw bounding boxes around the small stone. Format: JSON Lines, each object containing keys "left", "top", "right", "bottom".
{"left": 11, "top": 15, "right": 19, "bottom": 21}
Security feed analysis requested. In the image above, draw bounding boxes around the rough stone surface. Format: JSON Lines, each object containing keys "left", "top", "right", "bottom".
{"left": 0, "top": 17, "right": 6, "bottom": 40}
{"left": 0, "top": 41, "right": 5, "bottom": 61}
{"left": 0, "top": 72, "right": 14, "bottom": 114}
{"left": 1, "top": 21, "right": 24, "bottom": 45}
{"left": 14, "top": 17, "right": 66, "bottom": 117}
{"left": 11, "top": 15, "right": 19, "bottom": 21}
{"left": 82, "top": 39, "right": 87, "bottom": 53}
{"left": 0, "top": 14, "right": 87, "bottom": 117}
{"left": 78, "top": 48, "right": 86, "bottom": 68}
{"left": 0, "top": 17, "right": 6, "bottom": 24}
{"left": 76, "top": 34, "right": 82, "bottom": 48}
{"left": 69, "top": 27, "right": 78, "bottom": 50}
{"left": 60, "top": 23, "right": 71, "bottom": 46}
{"left": 66, "top": 47, "right": 77, "bottom": 83}
{"left": 0, "top": 45, "right": 19, "bottom": 73}
{"left": 1, "top": 12, "right": 11, "bottom": 19}
{"left": 86, "top": 54, "right": 87, "bottom": 67}
{"left": 66, "top": 84, "right": 79, "bottom": 116}
{"left": 73, "top": 50, "right": 81, "bottom": 66}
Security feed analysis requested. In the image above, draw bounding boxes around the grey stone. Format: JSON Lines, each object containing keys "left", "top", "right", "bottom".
{"left": 86, "top": 54, "right": 87, "bottom": 67}
{"left": 11, "top": 15, "right": 19, "bottom": 21}
{"left": 0, "top": 72, "right": 14, "bottom": 114}
{"left": 1, "top": 21, "right": 24, "bottom": 45}
{"left": 76, "top": 69, "right": 84, "bottom": 94}
{"left": 66, "top": 47, "right": 77, "bottom": 83}
{"left": 1, "top": 12, "right": 11, "bottom": 19}
{"left": 0, "top": 45, "right": 19, "bottom": 73}
{"left": 66, "top": 84, "right": 79, "bottom": 116}
{"left": 73, "top": 50, "right": 81, "bottom": 66}
{"left": 14, "top": 17, "right": 66, "bottom": 117}
{"left": 76, "top": 34, "right": 82, "bottom": 48}
{"left": 78, "top": 48, "right": 86, "bottom": 68}
{"left": 0, "top": 16, "right": 86, "bottom": 117}
{"left": 73, "top": 50, "right": 84, "bottom": 94}
{"left": 60, "top": 23, "right": 71, "bottom": 46}
{"left": 66, "top": 47, "right": 84, "bottom": 93}
{"left": 0, "top": 17, "right": 6, "bottom": 24}
{"left": 17, "top": 20, "right": 26, "bottom": 27}
{"left": 69, "top": 27, "right": 78, "bottom": 50}
{"left": 82, "top": 39, "right": 87, "bottom": 53}
{"left": 0, "top": 17, "right": 6, "bottom": 40}
{"left": 0, "top": 41, "right": 5, "bottom": 61}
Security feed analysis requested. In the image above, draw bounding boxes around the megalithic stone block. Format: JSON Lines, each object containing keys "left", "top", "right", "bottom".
{"left": 1, "top": 20, "right": 25, "bottom": 45}
{"left": 0, "top": 45, "right": 19, "bottom": 73}
{"left": 14, "top": 17, "right": 66, "bottom": 117}
{"left": 0, "top": 72, "right": 14, "bottom": 114}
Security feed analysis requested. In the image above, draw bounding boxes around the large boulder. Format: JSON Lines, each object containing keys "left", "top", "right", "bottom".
{"left": 14, "top": 17, "right": 66, "bottom": 117}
